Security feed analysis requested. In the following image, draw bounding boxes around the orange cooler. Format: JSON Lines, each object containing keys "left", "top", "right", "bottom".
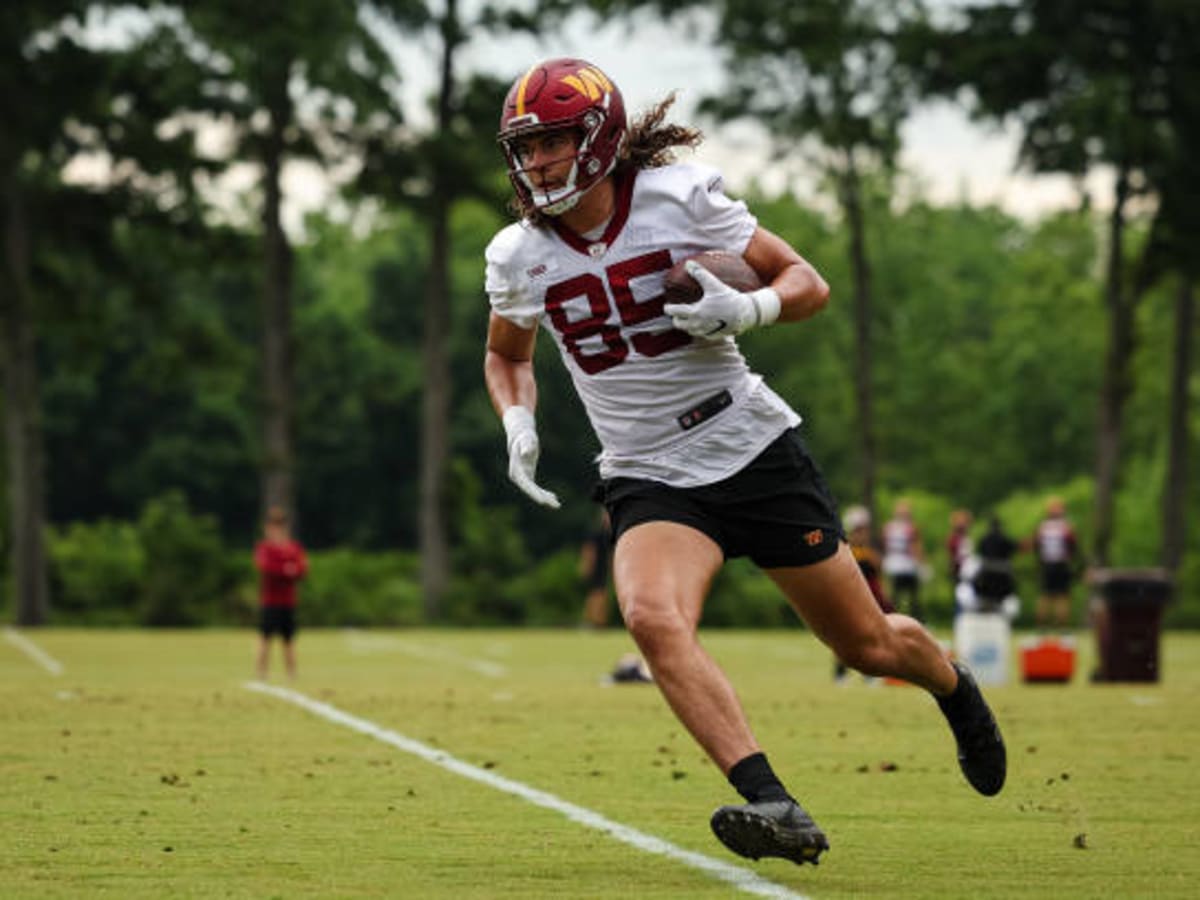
{"left": 1020, "top": 636, "right": 1076, "bottom": 683}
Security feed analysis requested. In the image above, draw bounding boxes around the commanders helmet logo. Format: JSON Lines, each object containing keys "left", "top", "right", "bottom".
{"left": 561, "top": 67, "right": 613, "bottom": 102}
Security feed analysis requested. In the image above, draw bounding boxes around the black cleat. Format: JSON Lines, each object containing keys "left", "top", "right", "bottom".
{"left": 710, "top": 798, "right": 829, "bottom": 866}
{"left": 937, "top": 661, "right": 1007, "bottom": 796}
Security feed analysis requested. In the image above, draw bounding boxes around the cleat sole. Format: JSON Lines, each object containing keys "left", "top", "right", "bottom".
{"left": 710, "top": 806, "right": 828, "bottom": 867}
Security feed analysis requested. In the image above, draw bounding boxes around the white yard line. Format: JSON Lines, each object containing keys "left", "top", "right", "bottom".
{"left": 342, "top": 630, "right": 508, "bottom": 678}
{"left": 244, "top": 681, "right": 812, "bottom": 900}
{"left": 3, "top": 626, "right": 64, "bottom": 676}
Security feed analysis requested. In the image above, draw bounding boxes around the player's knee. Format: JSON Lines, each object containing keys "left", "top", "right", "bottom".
{"left": 620, "top": 594, "right": 690, "bottom": 656}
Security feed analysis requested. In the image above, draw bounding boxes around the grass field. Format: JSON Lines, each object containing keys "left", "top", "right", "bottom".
{"left": 3, "top": 626, "right": 1198, "bottom": 899}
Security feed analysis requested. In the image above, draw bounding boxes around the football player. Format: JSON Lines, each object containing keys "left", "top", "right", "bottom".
{"left": 483, "top": 58, "right": 1006, "bottom": 866}
{"left": 1031, "top": 496, "right": 1079, "bottom": 628}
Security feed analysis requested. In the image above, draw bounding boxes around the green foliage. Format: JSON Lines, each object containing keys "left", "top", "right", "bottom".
{"left": 705, "top": 559, "right": 803, "bottom": 629}
{"left": 47, "top": 519, "right": 146, "bottom": 625}
{"left": 298, "top": 549, "right": 423, "bottom": 627}
{"left": 136, "top": 492, "right": 243, "bottom": 627}
{"left": 6, "top": 2, "right": 1197, "bottom": 631}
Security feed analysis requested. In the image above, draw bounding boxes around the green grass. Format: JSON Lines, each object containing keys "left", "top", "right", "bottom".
{"left": 2, "top": 627, "right": 1198, "bottom": 898}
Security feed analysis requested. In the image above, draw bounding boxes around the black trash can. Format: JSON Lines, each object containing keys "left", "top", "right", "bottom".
{"left": 1089, "top": 568, "right": 1173, "bottom": 682}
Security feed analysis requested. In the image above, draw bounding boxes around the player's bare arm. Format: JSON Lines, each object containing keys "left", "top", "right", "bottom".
{"left": 742, "top": 226, "right": 830, "bottom": 323}
{"left": 484, "top": 312, "right": 538, "bottom": 417}
{"left": 485, "top": 312, "right": 560, "bottom": 508}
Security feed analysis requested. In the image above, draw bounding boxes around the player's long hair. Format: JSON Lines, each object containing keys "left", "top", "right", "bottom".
{"left": 621, "top": 92, "right": 703, "bottom": 171}
{"left": 513, "top": 93, "right": 702, "bottom": 226}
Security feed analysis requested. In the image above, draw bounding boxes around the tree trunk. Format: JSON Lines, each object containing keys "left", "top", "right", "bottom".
{"left": 1091, "top": 164, "right": 1132, "bottom": 567}
{"left": 839, "top": 148, "right": 878, "bottom": 525}
{"left": 1161, "top": 276, "right": 1194, "bottom": 572}
{"left": 1, "top": 174, "right": 49, "bottom": 625}
{"left": 419, "top": 0, "right": 459, "bottom": 621}
{"left": 260, "top": 85, "right": 296, "bottom": 520}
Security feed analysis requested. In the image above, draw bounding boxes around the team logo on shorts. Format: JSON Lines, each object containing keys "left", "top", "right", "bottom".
{"left": 804, "top": 529, "right": 824, "bottom": 547}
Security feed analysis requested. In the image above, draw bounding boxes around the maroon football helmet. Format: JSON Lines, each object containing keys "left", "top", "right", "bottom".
{"left": 498, "top": 58, "right": 627, "bottom": 216}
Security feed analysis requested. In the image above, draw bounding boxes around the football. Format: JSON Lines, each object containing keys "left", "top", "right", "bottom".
{"left": 662, "top": 250, "right": 763, "bottom": 304}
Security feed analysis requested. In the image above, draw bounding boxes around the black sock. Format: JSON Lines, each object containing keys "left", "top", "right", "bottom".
{"left": 728, "top": 752, "right": 791, "bottom": 804}
{"left": 935, "top": 662, "right": 970, "bottom": 714}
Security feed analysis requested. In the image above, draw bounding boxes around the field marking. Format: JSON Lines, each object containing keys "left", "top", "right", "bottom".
{"left": 3, "top": 626, "right": 64, "bottom": 676}
{"left": 342, "top": 629, "right": 508, "bottom": 678}
{"left": 245, "top": 681, "right": 811, "bottom": 900}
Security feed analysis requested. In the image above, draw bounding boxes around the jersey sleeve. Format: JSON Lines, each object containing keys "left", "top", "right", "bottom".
{"left": 484, "top": 224, "right": 542, "bottom": 330}
{"left": 289, "top": 543, "right": 309, "bottom": 579}
{"left": 683, "top": 164, "right": 758, "bottom": 255}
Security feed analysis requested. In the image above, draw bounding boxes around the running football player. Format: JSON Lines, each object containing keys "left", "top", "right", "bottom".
{"left": 483, "top": 58, "right": 1006, "bottom": 866}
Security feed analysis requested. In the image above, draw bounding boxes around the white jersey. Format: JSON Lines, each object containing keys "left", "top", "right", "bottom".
{"left": 485, "top": 163, "right": 800, "bottom": 486}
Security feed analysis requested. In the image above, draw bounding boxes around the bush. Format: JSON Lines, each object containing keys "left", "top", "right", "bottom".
{"left": 137, "top": 491, "right": 242, "bottom": 626}
{"left": 48, "top": 519, "right": 145, "bottom": 625}
{"left": 706, "top": 558, "right": 802, "bottom": 628}
{"left": 299, "top": 549, "right": 423, "bottom": 627}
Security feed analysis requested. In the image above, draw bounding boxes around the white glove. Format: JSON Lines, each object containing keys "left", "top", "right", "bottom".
{"left": 663, "top": 261, "right": 781, "bottom": 339}
{"left": 501, "top": 406, "right": 560, "bottom": 509}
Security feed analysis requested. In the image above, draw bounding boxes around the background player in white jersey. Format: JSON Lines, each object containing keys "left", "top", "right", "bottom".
{"left": 483, "top": 57, "right": 1006, "bottom": 866}
{"left": 882, "top": 498, "right": 928, "bottom": 621}
{"left": 1029, "top": 496, "right": 1079, "bottom": 628}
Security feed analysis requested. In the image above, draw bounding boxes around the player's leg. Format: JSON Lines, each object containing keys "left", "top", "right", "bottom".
{"left": 612, "top": 521, "right": 833, "bottom": 865}
{"left": 281, "top": 609, "right": 297, "bottom": 679}
{"left": 256, "top": 636, "right": 270, "bottom": 679}
{"left": 283, "top": 639, "right": 297, "bottom": 679}
{"left": 769, "top": 545, "right": 1006, "bottom": 797}
{"left": 614, "top": 521, "right": 830, "bottom": 865}
{"left": 771, "top": 545, "right": 954, "bottom": 691}
{"left": 582, "top": 586, "right": 608, "bottom": 628}
{"left": 612, "top": 520, "right": 756, "bottom": 771}
{"left": 256, "top": 608, "right": 272, "bottom": 678}
{"left": 1051, "top": 593, "right": 1071, "bottom": 628}
{"left": 910, "top": 578, "right": 924, "bottom": 623}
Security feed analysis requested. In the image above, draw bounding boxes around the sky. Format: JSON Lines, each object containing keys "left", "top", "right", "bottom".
{"left": 68, "top": 2, "right": 1104, "bottom": 236}
{"left": 75, "top": 4, "right": 1110, "bottom": 235}
{"left": 350, "top": 6, "right": 1113, "bottom": 227}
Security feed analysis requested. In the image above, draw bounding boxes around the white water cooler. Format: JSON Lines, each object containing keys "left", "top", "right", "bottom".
{"left": 953, "top": 612, "right": 1011, "bottom": 686}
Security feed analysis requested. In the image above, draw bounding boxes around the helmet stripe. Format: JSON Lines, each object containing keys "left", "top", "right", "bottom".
{"left": 514, "top": 65, "right": 538, "bottom": 117}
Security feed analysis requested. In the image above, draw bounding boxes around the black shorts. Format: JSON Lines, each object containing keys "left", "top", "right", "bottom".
{"left": 1041, "top": 562, "right": 1073, "bottom": 594}
{"left": 259, "top": 606, "right": 297, "bottom": 640}
{"left": 597, "top": 427, "right": 844, "bottom": 569}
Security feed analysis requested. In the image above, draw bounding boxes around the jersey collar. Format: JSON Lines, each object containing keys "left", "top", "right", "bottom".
{"left": 551, "top": 168, "right": 637, "bottom": 259}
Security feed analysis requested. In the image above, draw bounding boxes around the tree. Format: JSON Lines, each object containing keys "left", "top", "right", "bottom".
{"left": 359, "top": 1, "right": 549, "bottom": 619}
{"left": 906, "top": 0, "right": 1194, "bottom": 565}
{"left": 177, "top": 0, "right": 421, "bottom": 522}
{"left": 1, "top": 3, "right": 203, "bottom": 624}
{"left": 1161, "top": 278, "right": 1193, "bottom": 572}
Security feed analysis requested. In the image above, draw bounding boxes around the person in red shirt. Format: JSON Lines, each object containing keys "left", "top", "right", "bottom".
{"left": 254, "top": 506, "right": 309, "bottom": 679}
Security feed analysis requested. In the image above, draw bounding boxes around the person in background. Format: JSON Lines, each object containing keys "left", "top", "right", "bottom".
{"left": 579, "top": 509, "right": 613, "bottom": 628}
{"left": 946, "top": 508, "right": 974, "bottom": 588}
{"left": 974, "top": 516, "right": 1019, "bottom": 617}
{"left": 1029, "top": 496, "right": 1079, "bottom": 629}
{"left": 483, "top": 57, "right": 1005, "bottom": 867}
{"left": 254, "top": 506, "right": 308, "bottom": 680}
{"left": 882, "top": 498, "right": 927, "bottom": 621}
{"left": 835, "top": 505, "right": 895, "bottom": 682}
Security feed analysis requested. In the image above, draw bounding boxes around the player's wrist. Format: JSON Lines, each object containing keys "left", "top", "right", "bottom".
{"left": 747, "top": 287, "right": 781, "bottom": 328}
{"left": 502, "top": 405, "right": 536, "bottom": 446}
